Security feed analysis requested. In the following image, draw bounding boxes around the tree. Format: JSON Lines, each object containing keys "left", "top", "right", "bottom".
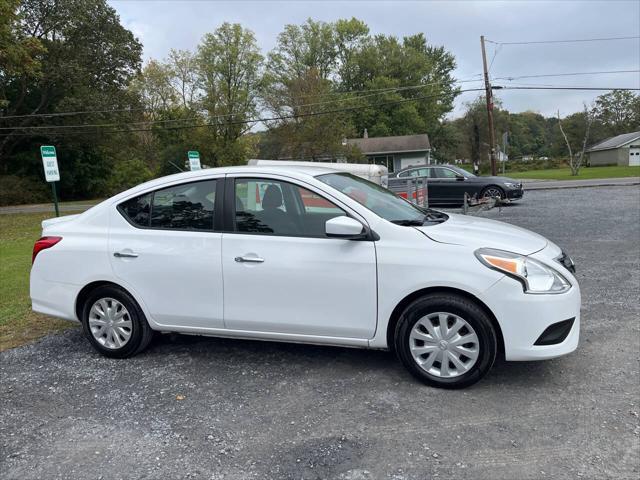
{"left": 0, "top": 0, "right": 143, "bottom": 199}
{"left": 167, "top": 49, "right": 199, "bottom": 110}
{"left": 557, "top": 104, "right": 594, "bottom": 176}
{"left": 0, "top": 0, "right": 44, "bottom": 111}
{"left": 267, "top": 18, "right": 337, "bottom": 83}
{"left": 593, "top": 90, "right": 640, "bottom": 136}
{"left": 197, "top": 22, "right": 264, "bottom": 166}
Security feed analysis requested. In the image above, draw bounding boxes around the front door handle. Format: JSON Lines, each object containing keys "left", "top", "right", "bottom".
{"left": 114, "top": 251, "right": 139, "bottom": 258}
{"left": 234, "top": 256, "right": 264, "bottom": 263}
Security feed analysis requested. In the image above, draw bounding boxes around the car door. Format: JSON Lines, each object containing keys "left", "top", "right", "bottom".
{"left": 430, "top": 167, "right": 467, "bottom": 203}
{"left": 221, "top": 175, "right": 377, "bottom": 339}
{"left": 420, "top": 167, "right": 448, "bottom": 204}
{"left": 109, "top": 178, "right": 224, "bottom": 329}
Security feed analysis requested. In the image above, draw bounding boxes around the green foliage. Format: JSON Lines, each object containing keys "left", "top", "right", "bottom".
{"left": 0, "top": 175, "right": 50, "bottom": 206}
{"left": 1, "top": 0, "right": 143, "bottom": 201}
{"left": 3, "top": 7, "right": 636, "bottom": 206}
{"left": 261, "top": 19, "right": 457, "bottom": 160}
{"left": 593, "top": 90, "right": 640, "bottom": 136}
{"left": 106, "top": 158, "right": 153, "bottom": 196}
{"left": 448, "top": 91, "right": 639, "bottom": 168}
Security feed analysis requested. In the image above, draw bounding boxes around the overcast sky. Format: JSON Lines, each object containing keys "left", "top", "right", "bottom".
{"left": 109, "top": 0, "right": 640, "bottom": 118}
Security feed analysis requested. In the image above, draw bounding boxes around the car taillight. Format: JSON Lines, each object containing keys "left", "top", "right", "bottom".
{"left": 32, "top": 236, "right": 62, "bottom": 264}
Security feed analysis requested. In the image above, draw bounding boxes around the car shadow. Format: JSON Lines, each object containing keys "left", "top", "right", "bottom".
{"left": 142, "top": 332, "right": 561, "bottom": 390}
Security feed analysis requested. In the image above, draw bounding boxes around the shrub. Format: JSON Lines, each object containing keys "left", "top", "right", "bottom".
{"left": 0, "top": 175, "right": 51, "bottom": 206}
{"left": 106, "top": 158, "right": 154, "bottom": 196}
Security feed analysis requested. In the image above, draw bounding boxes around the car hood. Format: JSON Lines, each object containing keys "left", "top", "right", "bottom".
{"left": 416, "top": 213, "right": 547, "bottom": 255}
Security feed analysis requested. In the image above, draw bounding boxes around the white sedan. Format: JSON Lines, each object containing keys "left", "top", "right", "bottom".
{"left": 30, "top": 165, "right": 580, "bottom": 388}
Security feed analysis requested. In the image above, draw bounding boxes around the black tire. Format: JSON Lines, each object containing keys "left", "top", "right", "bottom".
{"left": 480, "top": 185, "right": 505, "bottom": 199}
{"left": 81, "top": 285, "right": 154, "bottom": 358}
{"left": 394, "top": 293, "right": 497, "bottom": 389}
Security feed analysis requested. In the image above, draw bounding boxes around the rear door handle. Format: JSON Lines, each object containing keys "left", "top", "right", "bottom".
{"left": 234, "top": 256, "right": 264, "bottom": 263}
{"left": 114, "top": 251, "right": 139, "bottom": 258}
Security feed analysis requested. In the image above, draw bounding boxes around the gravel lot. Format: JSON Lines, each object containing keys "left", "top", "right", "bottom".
{"left": 1, "top": 185, "right": 639, "bottom": 480}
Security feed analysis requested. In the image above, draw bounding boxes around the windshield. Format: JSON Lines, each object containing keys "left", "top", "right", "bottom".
{"left": 317, "top": 172, "right": 428, "bottom": 224}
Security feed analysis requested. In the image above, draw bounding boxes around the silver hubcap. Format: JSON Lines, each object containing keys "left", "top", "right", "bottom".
{"left": 89, "top": 298, "right": 132, "bottom": 349}
{"left": 409, "top": 312, "right": 480, "bottom": 378}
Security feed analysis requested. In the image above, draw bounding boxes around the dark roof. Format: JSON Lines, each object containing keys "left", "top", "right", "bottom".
{"left": 587, "top": 131, "right": 640, "bottom": 152}
{"left": 346, "top": 133, "right": 430, "bottom": 155}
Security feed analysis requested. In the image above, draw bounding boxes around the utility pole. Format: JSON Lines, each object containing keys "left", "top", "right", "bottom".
{"left": 480, "top": 35, "right": 497, "bottom": 176}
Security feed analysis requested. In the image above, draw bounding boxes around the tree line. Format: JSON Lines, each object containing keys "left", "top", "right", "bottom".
{"left": 441, "top": 91, "right": 639, "bottom": 169}
{"left": 1, "top": 0, "right": 638, "bottom": 205}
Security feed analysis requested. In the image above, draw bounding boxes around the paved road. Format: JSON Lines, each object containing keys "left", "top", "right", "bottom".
{"left": 1, "top": 186, "right": 639, "bottom": 479}
{"left": 521, "top": 176, "right": 640, "bottom": 190}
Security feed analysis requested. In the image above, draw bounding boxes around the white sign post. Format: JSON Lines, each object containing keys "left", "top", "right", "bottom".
{"left": 187, "top": 151, "right": 201, "bottom": 171}
{"left": 40, "top": 146, "right": 60, "bottom": 216}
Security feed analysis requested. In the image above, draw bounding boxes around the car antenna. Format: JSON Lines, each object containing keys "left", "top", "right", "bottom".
{"left": 169, "top": 161, "right": 185, "bottom": 173}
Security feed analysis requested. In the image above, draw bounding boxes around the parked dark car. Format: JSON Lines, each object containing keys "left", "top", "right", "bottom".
{"left": 388, "top": 164, "right": 524, "bottom": 205}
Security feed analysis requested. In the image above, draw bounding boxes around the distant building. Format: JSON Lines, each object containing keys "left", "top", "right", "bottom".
{"left": 587, "top": 131, "right": 640, "bottom": 166}
{"left": 346, "top": 130, "right": 431, "bottom": 173}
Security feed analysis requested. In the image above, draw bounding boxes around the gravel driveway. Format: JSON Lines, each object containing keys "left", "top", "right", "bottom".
{"left": 1, "top": 186, "right": 639, "bottom": 480}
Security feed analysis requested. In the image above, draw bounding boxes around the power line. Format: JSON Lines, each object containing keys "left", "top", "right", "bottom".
{"left": 3, "top": 69, "right": 635, "bottom": 124}
{"left": 493, "top": 69, "right": 640, "bottom": 81}
{"left": 3, "top": 85, "right": 638, "bottom": 138}
{"left": 0, "top": 88, "right": 487, "bottom": 137}
{"left": 0, "top": 77, "right": 483, "bottom": 121}
{"left": 494, "top": 86, "right": 640, "bottom": 91}
{"left": 486, "top": 35, "right": 640, "bottom": 45}
{"left": 0, "top": 78, "right": 483, "bottom": 131}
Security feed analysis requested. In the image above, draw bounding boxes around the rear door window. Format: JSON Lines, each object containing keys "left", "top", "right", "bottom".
{"left": 118, "top": 180, "right": 217, "bottom": 231}
{"left": 119, "top": 193, "right": 151, "bottom": 227}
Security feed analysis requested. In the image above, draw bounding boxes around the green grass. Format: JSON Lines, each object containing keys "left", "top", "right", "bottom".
{"left": 513, "top": 166, "right": 640, "bottom": 180}
{"left": 0, "top": 210, "right": 80, "bottom": 350}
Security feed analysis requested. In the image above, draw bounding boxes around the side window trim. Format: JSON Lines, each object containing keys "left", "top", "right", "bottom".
{"left": 117, "top": 178, "right": 222, "bottom": 232}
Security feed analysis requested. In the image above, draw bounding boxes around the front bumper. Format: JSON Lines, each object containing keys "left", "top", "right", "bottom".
{"left": 506, "top": 187, "right": 524, "bottom": 200}
{"left": 482, "top": 275, "right": 581, "bottom": 361}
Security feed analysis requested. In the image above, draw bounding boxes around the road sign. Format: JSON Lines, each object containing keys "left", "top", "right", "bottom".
{"left": 187, "top": 151, "right": 201, "bottom": 171}
{"left": 39, "top": 145, "right": 60, "bottom": 217}
{"left": 40, "top": 146, "right": 60, "bottom": 182}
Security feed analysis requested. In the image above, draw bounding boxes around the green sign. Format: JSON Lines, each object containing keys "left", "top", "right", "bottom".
{"left": 39, "top": 145, "right": 60, "bottom": 216}
{"left": 187, "top": 150, "right": 201, "bottom": 171}
{"left": 40, "top": 146, "right": 60, "bottom": 182}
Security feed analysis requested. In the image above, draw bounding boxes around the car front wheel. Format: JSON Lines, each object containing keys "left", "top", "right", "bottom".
{"left": 481, "top": 186, "right": 505, "bottom": 199}
{"left": 394, "top": 293, "right": 497, "bottom": 389}
{"left": 81, "top": 285, "right": 154, "bottom": 358}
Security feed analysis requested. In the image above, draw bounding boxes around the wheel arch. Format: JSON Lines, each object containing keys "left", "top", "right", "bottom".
{"left": 386, "top": 286, "right": 505, "bottom": 357}
{"left": 75, "top": 280, "right": 136, "bottom": 321}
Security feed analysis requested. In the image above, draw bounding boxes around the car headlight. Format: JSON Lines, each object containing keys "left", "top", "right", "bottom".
{"left": 475, "top": 248, "right": 570, "bottom": 294}
{"left": 503, "top": 182, "right": 518, "bottom": 189}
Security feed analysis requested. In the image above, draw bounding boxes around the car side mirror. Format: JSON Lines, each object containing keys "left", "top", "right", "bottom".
{"left": 455, "top": 174, "right": 465, "bottom": 181}
{"left": 326, "top": 216, "right": 370, "bottom": 240}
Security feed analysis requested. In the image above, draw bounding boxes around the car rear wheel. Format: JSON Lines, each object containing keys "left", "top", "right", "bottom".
{"left": 394, "top": 293, "right": 497, "bottom": 389}
{"left": 481, "top": 186, "right": 505, "bottom": 199}
{"left": 81, "top": 285, "right": 154, "bottom": 358}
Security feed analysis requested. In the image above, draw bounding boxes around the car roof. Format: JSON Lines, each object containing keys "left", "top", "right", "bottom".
{"left": 105, "top": 164, "right": 346, "bottom": 204}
